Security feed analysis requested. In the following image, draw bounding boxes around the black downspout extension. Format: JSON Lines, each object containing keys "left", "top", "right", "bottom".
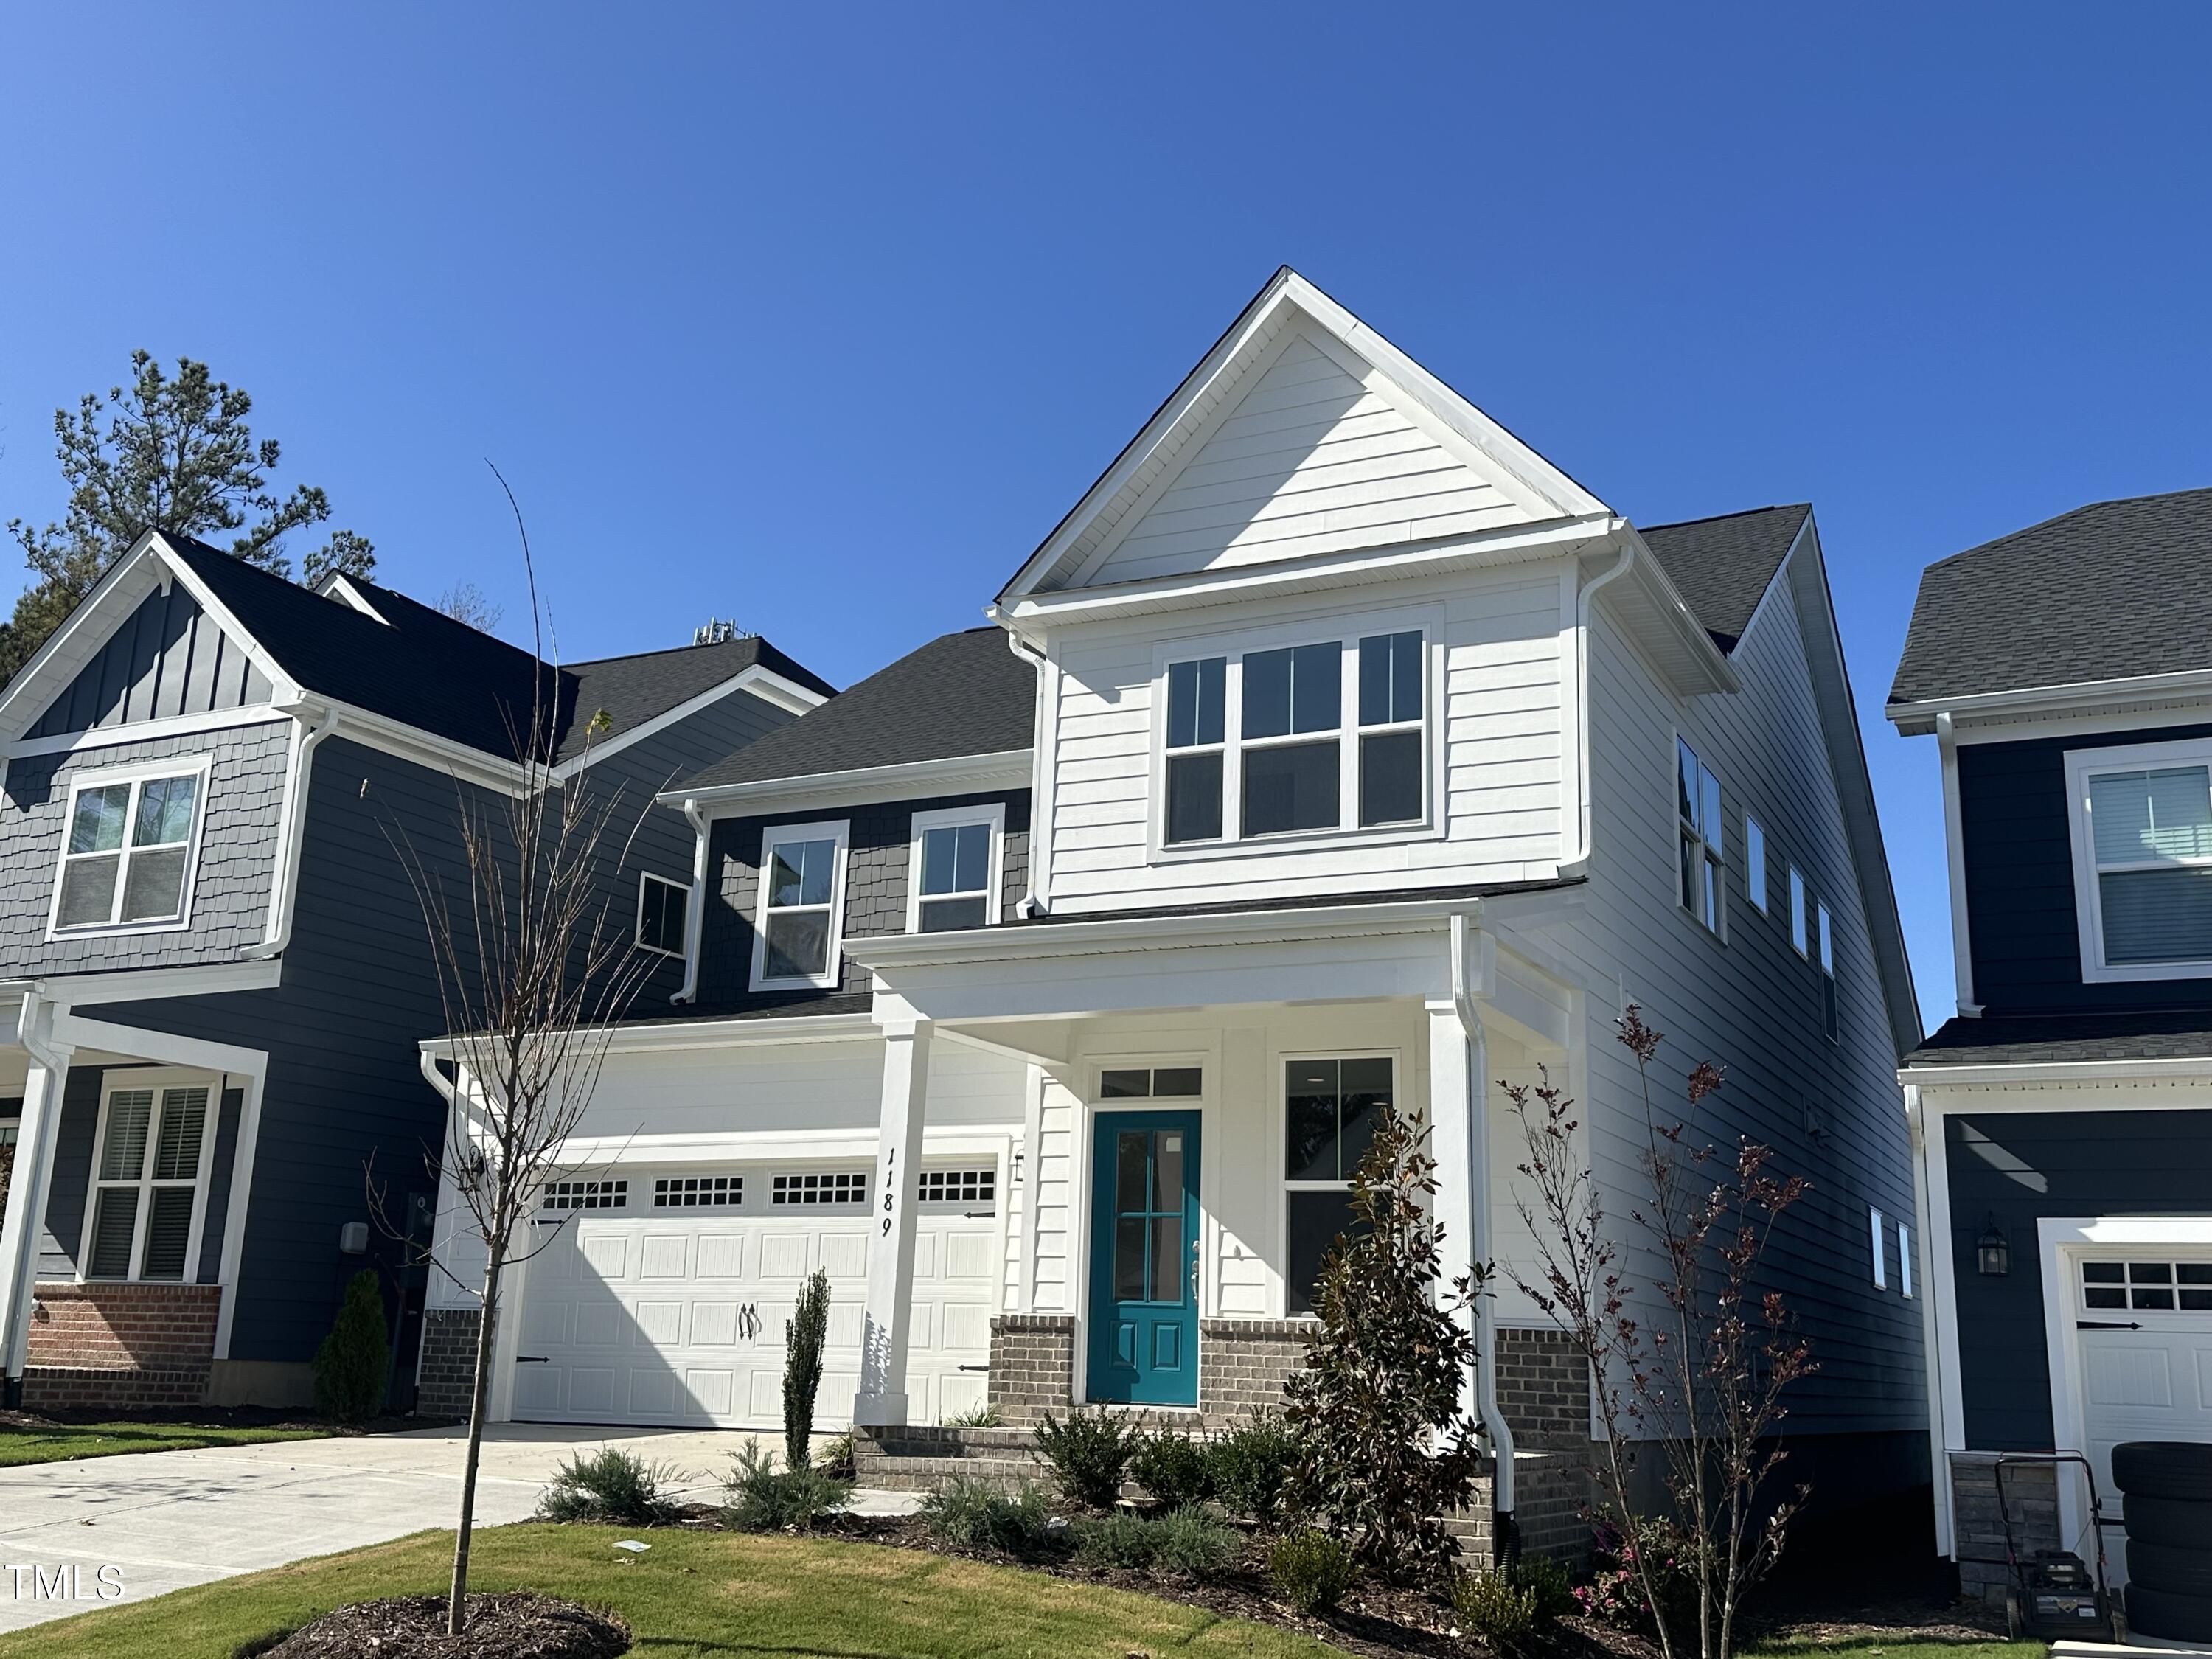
{"left": 1495, "top": 1508, "right": 1522, "bottom": 1570}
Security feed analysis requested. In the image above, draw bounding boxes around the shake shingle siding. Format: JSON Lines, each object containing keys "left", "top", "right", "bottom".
{"left": 0, "top": 722, "right": 288, "bottom": 973}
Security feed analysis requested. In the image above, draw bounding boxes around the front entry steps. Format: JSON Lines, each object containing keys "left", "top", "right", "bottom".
{"left": 854, "top": 1425, "right": 1046, "bottom": 1492}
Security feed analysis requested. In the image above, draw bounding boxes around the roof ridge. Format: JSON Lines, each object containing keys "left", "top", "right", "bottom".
{"left": 568, "top": 637, "right": 758, "bottom": 670}
{"left": 1641, "top": 503, "right": 1808, "bottom": 533}
{"left": 1927, "top": 484, "right": 2212, "bottom": 571}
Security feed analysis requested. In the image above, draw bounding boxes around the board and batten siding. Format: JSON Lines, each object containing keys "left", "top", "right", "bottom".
{"left": 1043, "top": 563, "right": 1567, "bottom": 913}
{"left": 1074, "top": 328, "right": 1540, "bottom": 588}
{"left": 1510, "top": 554, "right": 1925, "bottom": 1439}
{"left": 26, "top": 582, "right": 272, "bottom": 740}
{"left": 0, "top": 721, "right": 289, "bottom": 974}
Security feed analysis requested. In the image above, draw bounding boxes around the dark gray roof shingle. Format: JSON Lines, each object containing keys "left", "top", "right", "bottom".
{"left": 1909, "top": 1009, "right": 2212, "bottom": 1068}
{"left": 1890, "top": 487, "right": 2212, "bottom": 707}
{"left": 680, "top": 627, "right": 1035, "bottom": 790}
{"left": 170, "top": 538, "right": 829, "bottom": 763}
{"left": 1638, "top": 504, "right": 1809, "bottom": 653}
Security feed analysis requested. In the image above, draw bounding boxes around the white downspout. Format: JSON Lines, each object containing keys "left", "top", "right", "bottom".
{"left": 1004, "top": 629, "right": 1051, "bottom": 917}
{"left": 1559, "top": 541, "right": 1635, "bottom": 874}
{"left": 672, "top": 798, "right": 711, "bottom": 1004}
{"left": 1, "top": 989, "right": 72, "bottom": 1403}
{"left": 1449, "top": 913, "right": 1517, "bottom": 1539}
{"left": 248, "top": 706, "right": 341, "bottom": 959}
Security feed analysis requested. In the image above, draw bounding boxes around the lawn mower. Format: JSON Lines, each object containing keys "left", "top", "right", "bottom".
{"left": 1993, "top": 1452, "right": 2122, "bottom": 1644}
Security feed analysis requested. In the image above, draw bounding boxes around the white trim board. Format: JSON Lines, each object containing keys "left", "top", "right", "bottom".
{"left": 664, "top": 749, "right": 1033, "bottom": 816}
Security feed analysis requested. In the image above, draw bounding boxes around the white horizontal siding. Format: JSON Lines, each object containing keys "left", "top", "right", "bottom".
{"left": 1079, "top": 330, "right": 1538, "bottom": 587}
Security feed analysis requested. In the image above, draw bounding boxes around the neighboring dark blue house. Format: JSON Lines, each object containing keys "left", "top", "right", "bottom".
{"left": 0, "top": 529, "right": 830, "bottom": 1410}
{"left": 1889, "top": 486, "right": 2212, "bottom": 1602}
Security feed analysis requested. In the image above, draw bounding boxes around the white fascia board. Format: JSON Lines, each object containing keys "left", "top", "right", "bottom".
{"left": 996, "top": 515, "right": 1620, "bottom": 633}
{"left": 1902, "top": 1055, "right": 2212, "bottom": 1091}
{"left": 660, "top": 749, "right": 1034, "bottom": 815}
{"left": 307, "top": 698, "right": 532, "bottom": 793}
{"left": 421, "top": 1009, "right": 880, "bottom": 1062}
{"left": 548, "top": 664, "right": 830, "bottom": 785}
{"left": 845, "top": 895, "right": 1489, "bottom": 971}
{"left": 148, "top": 535, "right": 303, "bottom": 704}
{"left": 8, "top": 703, "right": 293, "bottom": 759}
{"left": 318, "top": 575, "right": 389, "bottom": 624}
{"left": 1888, "top": 666, "right": 2212, "bottom": 737}
{"left": 43, "top": 958, "right": 285, "bottom": 1008}
{"left": 1610, "top": 527, "right": 1741, "bottom": 696}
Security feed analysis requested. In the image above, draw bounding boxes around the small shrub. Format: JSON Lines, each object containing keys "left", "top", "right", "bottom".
{"left": 538, "top": 1445, "right": 683, "bottom": 1526}
{"left": 1208, "top": 1409, "right": 1298, "bottom": 1526}
{"left": 1270, "top": 1528, "right": 1357, "bottom": 1614}
{"left": 944, "top": 1402, "right": 1001, "bottom": 1428}
{"left": 312, "top": 1269, "right": 389, "bottom": 1423}
{"left": 1454, "top": 1568, "right": 1540, "bottom": 1651}
{"left": 817, "top": 1429, "right": 857, "bottom": 1476}
{"left": 1512, "top": 1553, "right": 1577, "bottom": 1623}
{"left": 1033, "top": 1406, "right": 1144, "bottom": 1509}
{"left": 920, "top": 1476, "right": 1060, "bottom": 1557}
{"left": 1132, "top": 1430, "right": 1214, "bottom": 1508}
{"left": 1151, "top": 1504, "right": 1239, "bottom": 1580}
{"left": 723, "top": 1442, "right": 851, "bottom": 1532}
{"left": 1579, "top": 1517, "right": 1700, "bottom": 1635}
{"left": 783, "top": 1267, "right": 831, "bottom": 1469}
{"left": 1073, "top": 1510, "right": 1160, "bottom": 1570}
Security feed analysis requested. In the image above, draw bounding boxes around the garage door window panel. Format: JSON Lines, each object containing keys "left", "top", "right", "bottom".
{"left": 2084, "top": 1258, "right": 2212, "bottom": 1312}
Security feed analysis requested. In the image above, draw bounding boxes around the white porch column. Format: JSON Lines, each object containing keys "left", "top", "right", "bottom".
{"left": 1426, "top": 999, "right": 1484, "bottom": 1440}
{"left": 855, "top": 1018, "right": 931, "bottom": 1427}
{"left": 0, "top": 997, "right": 72, "bottom": 1399}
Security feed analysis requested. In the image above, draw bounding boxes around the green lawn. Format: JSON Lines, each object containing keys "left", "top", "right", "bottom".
{"left": 0, "top": 1524, "right": 1343, "bottom": 1659}
{"left": 1746, "top": 1638, "right": 2046, "bottom": 1659}
{"left": 0, "top": 1421, "right": 327, "bottom": 1467}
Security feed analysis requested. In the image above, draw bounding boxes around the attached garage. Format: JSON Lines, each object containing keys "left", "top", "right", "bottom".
{"left": 509, "top": 1163, "right": 1002, "bottom": 1430}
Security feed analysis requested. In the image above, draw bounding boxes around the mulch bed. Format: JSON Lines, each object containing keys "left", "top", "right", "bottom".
{"left": 244, "top": 1592, "right": 630, "bottom": 1659}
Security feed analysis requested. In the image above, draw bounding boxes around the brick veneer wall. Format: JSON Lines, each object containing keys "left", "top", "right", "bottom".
{"left": 1949, "top": 1454, "right": 2058, "bottom": 1603}
{"left": 417, "top": 1307, "right": 482, "bottom": 1421}
{"left": 986, "top": 1315, "right": 1074, "bottom": 1425}
{"left": 1495, "top": 1327, "right": 1590, "bottom": 1447}
{"left": 21, "top": 1282, "right": 221, "bottom": 1411}
{"left": 1199, "top": 1318, "right": 1307, "bottom": 1419}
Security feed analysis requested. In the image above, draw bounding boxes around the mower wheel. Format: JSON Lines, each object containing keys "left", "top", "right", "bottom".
{"left": 2126, "top": 1495, "right": 2212, "bottom": 1549}
{"left": 2127, "top": 1583, "right": 2212, "bottom": 1643}
{"left": 2131, "top": 1540, "right": 2212, "bottom": 1597}
{"left": 2114, "top": 1442, "right": 2212, "bottom": 1501}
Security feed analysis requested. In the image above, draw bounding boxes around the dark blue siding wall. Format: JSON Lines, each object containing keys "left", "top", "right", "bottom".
{"left": 1960, "top": 722, "right": 2212, "bottom": 1012}
{"left": 694, "top": 790, "right": 1031, "bottom": 1015}
{"left": 1947, "top": 1107, "right": 2212, "bottom": 1450}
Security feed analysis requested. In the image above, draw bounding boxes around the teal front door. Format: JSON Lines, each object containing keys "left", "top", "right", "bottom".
{"left": 1088, "top": 1110, "right": 1201, "bottom": 1406}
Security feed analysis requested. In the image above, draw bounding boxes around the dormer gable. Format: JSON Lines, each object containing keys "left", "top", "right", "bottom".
{"left": 1000, "top": 268, "right": 1609, "bottom": 605}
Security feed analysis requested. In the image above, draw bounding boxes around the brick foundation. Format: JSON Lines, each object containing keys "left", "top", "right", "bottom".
{"left": 986, "top": 1315, "right": 1074, "bottom": 1426}
{"left": 19, "top": 1282, "right": 220, "bottom": 1411}
{"left": 1199, "top": 1318, "right": 1307, "bottom": 1419}
{"left": 416, "top": 1307, "right": 482, "bottom": 1421}
{"left": 1949, "top": 1454, "right": 2059, "bottom": 1604}
{"left": 1495, "top": 1327, "right": 1590, "bottom": 1448}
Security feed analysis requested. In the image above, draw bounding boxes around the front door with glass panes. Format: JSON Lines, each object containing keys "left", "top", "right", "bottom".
{"left": 1088, "top": 1110, "right": 1201, "bottom": 1406}
{"left": 86, "top": 1076, "right": 214, "bottom": 1282}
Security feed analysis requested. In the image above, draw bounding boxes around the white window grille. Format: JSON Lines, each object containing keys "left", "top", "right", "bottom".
{"left": 772, "top": 1172, "right": 868, "bottom": 1207}
{"left": 917, "top": 1168, "right": 995, "bottom": 1206}
{"left": 654, "top": 1175, "right": 741, "bottom": 1208}
{"left": 543, "top": 1180, "right": 627, "bottom": 1211}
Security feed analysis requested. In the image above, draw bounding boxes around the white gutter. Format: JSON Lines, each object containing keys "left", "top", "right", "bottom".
{"left": 1558, "top": 542, "right": 1635, "bottom": 873}
{"left": 672, "top": 798, "right": 711, "bottom": 1004}
{"left": 248, "top": 706, "right": 341, "bottom": 959}
{"left": 654, "top": 748, "right": 1032, "bottom": 813}
{"left": 1448, "top": 913, "right": 1515, "bottom": 1526}
{"left": 1003, "top": 630, "right": 1052, "bottom": 916}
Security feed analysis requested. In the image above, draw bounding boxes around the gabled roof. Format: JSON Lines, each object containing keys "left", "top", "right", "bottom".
{"left": 1639, "top": 504, "right": 1810, "bottom": 653}
{"left": 1907, "top": 1009, "right": 2212, "bottom": 1069}
{"left": 1889, "top": 486, "right": 2212, "bottom": 711}
{"left": 678, "top": 627, "right": 1034, "bottom": 793}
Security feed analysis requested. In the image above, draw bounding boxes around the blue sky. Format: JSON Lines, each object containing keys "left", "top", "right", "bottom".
{"left": 4, "top": 4, "right": 2209, "bottom": 1028}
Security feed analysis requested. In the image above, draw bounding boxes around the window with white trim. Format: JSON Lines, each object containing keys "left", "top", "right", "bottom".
{"left": 654, "top": 1175, "right": 740, "bottom": 1208}
{"left": 87, "top": 1079, "right": 213, "bottom": 1281}
{"left": 636, "top": 872, "right": 689, "bottom": 958}
{"left": 1818, "top": 902, "right": 1838, "bottom": 1041}
{"left": 1899, "top": 1222, "right": 1914, "bottom": 1299}
{"left": 752, "top": 821, "right": 846, "bottom": 990}
{"left": 1677, "top": 739, "right": 1723, "bottom": 933}
{"left": 2082, "top": 1258, "right": 2212, "bottom": 1312}
{"left": 908, "top": 805, "right": 1003, "bottom": 933}
{"left": 1789, "top": 867, "right": 1809, "bottom": 956}
{"left": 543, "top": 1179, "right": 627, "bottom": 1211}
{"left": 917, "top": 1168, "right": 995, "bottom": 1207}
{"left": 54, "top": 767, "right": 204, "bottom": 933}
{"left": 1099, "top": 1066, "right": 1203, "bottom": 1100}
{"left": 1285, "top": 1056, "right": 1391, "bottom": 1317}
{"left": 2068, "top": 748, "right": 2212, "bottom": 977}
{"left": 772, "top": 1171, "right": 868, "bottom": 1207}
{"left": 1161, "top": 628, "right": 1428, "bottom": 847}
{"left": 1869, "top": 1206, "right": 1887, "bottom": 1290}
{"left": 1745, "top": 817, "right": 1768, "bottom": 914}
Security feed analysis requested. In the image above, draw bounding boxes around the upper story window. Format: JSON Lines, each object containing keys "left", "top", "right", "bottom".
{"left": 635, "top": 872, "right": 689, "bottom": 958}
{"left": 1789, "top": 866, "right": 1809, "bottom": 956}
{"left": 751, "top": 820, "right": 847, "bottom": 990}
{"left": 1161, "top": 628, "right": 1428, "bottom": 849}
{"left": 1818, "top": 902, "right": 1838, "bottom": 1040}
{"left": 908, "top": 804, "right": 1003, "bottom": 933}
{"left": 2066, "top": 743, "right": 2212, "bottom": 981}
{"left": 1745, "top": 816, "right": 1768, "bottom": 914}
{"left": 1677, "top": 739, "right": 1723, "bottom": 933}
{"left": 52, "top": 762, "right": 206, "bottom": 935}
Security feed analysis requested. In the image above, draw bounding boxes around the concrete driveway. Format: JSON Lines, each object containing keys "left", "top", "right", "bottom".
{"left": 0, "top": 1422, "right": 883, "bottom": 1631}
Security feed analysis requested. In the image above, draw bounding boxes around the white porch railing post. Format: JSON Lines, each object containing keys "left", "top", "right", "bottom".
{"left": 0, "top": 996, "right": 72, "bottom": 1402}
{"left": 855, "top": 1018, "right": 931, "bottom": 1427}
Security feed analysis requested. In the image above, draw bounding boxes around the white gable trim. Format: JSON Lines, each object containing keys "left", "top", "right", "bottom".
{"left": 544, "top": 664, "right": 827, "bottom": 786}
{"left": 1000, "top": 269, "right": 1607, "bottom": 603}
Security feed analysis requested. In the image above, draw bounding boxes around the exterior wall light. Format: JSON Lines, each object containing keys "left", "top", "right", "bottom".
{"left": 1976, "top": 1217, "right": 2010, "bottom": 1277}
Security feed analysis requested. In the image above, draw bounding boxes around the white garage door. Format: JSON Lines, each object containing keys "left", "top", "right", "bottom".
{"left": 511, "top": 1166, "right": 1000, "bottom": 1430}
{"left": 2075, "top": 1251, "right": 2212, "bottom": 1543}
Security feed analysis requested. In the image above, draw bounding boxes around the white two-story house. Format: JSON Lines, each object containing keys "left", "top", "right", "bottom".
{"left": 421, "top": 269, "right": 1926, "bottom": 1554}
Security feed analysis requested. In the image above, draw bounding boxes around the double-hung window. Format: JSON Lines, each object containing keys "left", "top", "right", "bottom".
{"left": 87, "top": 1076, "right": 213, "bottom": 1282}
{"left": 1677, "top": 739, "right": 1723, "bottom": 933}
{"left": 2068, "top": 748, "right": 2212, "bottom": 978}
{"left": 1161, "top": 627, "right": 1429, "bottom": 848}
{"left": 52, "top": 764, "right": 206, "bottom": 933}
{"left": 908, "top": 804, "right": 1002, "bottom": 933}
{"left": 635, "top": 872, "right": 689, "bottom": 957}
{"left": 751, "top": 821, "right": 846, "bottom": 990}
{"left": 1284, "top": 1056, "right": 1391, "bottom": 1316}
